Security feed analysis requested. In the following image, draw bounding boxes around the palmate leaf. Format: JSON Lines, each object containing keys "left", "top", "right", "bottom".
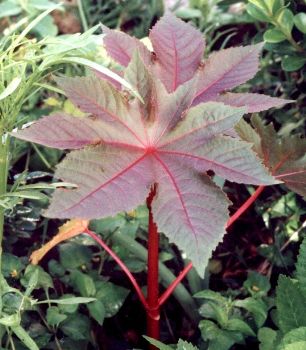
{"left": 102, "top": 13, "right": 291, "bottom": 111}
{"left": 236, "top": 116, "right": 306, "bottom": 197}
{"left": 13, "top": 16, "right": 281, "bottom": 276}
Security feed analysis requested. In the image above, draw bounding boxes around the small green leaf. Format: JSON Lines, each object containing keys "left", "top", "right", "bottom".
{"left": 258, "top": 327, "right": 280, "bottom": 350}
{"left": 143, "top": 336, "right": 172, "bottom": 350}
{"left": 46, "top": 306, "right": 67, "bottom": 326}
{"left": 177, "top": 339, "right": 199, "bottom": 350}
{"left": 70, "top": 271, "right": 96, "bottom": 297}
{"left": 0, "top": 0, "right": 22, "bottom": 18}
{"left": 1, "top": 253, "right": 24, "bottom": 278}
{"left": 246, "top": 3, "right": 271, "bottom": 22}
{"left": 276, "top": 9, "right": 294, "bottom": 36}
{"left": 281, "top": 56, "right": 306, "bottom": 72}
{"left": 225, "top": 318, "right": 255, "bottom": 337}
{"left": 22, "top": 265, "right": 53, "bottom": 290}
{"left": 294, "top": 13, "right": 306, "bottom": 34}
{"left": 87, "top": 300, "right": 105, "bottom": 326}
{"left": 264, "top": 29, "right": 287, "bottom": 43}
{"left": 243, "top": 271, "right": 271, "bottom": 297}
{"left": 0, "top": 313, "right": 20, "bottom": 327}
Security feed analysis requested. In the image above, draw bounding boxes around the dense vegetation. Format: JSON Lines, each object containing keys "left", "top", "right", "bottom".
{"left": 0, "top": 1, "right": 305, "bottom": 349}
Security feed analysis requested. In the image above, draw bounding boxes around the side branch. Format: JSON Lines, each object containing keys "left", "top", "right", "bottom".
{"left": 85, "top": 228, "right": 149, "bottom": 310}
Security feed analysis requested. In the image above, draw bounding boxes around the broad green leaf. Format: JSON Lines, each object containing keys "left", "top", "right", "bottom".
{"left": 281, "top": 342, "right": 306, "bottom": 350}
{"left": 264, "top": 29, "right": 287, "bottom": 43}
{"left": 294, "top": 13, "right": 306, "bottom": 34}
{"left": 279, "top": 327, "right": 306, "bottom": 350}
{"left": 276, "top": 275, "right": 306, "bottom": 333}
{"left": 296, "top": 237, "right": 306, "bottom": 295}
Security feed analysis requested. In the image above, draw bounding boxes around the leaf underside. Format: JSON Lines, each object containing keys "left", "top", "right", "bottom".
{"left": 13, "top": 14, "right": 288, "bottom": 276}
{"left": 236, "top": 115, "right": 306, "bottom": 198}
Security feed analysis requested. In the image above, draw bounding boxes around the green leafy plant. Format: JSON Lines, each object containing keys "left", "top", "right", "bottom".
{"left": 246, "top": 0, "right": 306, "bottom": 71}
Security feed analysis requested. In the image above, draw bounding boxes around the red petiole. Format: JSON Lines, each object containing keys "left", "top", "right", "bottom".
{"left": 85, "top": 185, "right": 265, "bottom": 345}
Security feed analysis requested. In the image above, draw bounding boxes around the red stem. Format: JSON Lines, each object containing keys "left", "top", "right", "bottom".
{"left": 226, "top": 185, "right": 265, "bottom": 229}
{"left": 159, "top": 262, "right": 193, "bottom": 307}
{"left": 146, "top": 185, "right": 160, "bottom": 346}
{"left": 158, "top": 185, "right": 266, "bottom": 306}
{"left": 84, "top": 228, "right": 149, "bottom": 310}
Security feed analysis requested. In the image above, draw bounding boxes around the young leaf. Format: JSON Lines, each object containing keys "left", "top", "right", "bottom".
{"left": 101, "top": 15, "right": 290, "bottom": 112}
{"left": 236, "top": 115, "right": 306, "bottom": 197}
{"left": 149, "top": 12, "right": 205, "bottom": 92}
{"left": 13, "top": 17, "right": 279, "bottom": 276}
{"left": 102, "top": 25, "right": 151, "bottom": 67}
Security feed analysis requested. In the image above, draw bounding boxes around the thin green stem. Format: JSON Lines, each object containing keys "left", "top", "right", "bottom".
{"left": 0, "top": 135, "right": 9, "bottom": 307}
{"left": 77, "top": 0, "right": 89, "bottom": 32}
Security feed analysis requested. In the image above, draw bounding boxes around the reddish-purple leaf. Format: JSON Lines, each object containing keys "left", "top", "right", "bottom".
{"left": 45, "top": 146, "right": 155, "bottom": 218}
{"left": 12, "top": 15, "right": 286, "bottom": 275}
{"left": 152, "top": 156, "right": 229, "bottom": 276}
{"left": 236, "top": 116, "right": 306, "bottom": 197}
{"left": 12, "top": 113, "right": 103, "bottom": 149}
{"left": 193, "top": 44, "right": 263, "bottom": 105}
{"left": 214, "top": 92, "right": 294, "bottom": 113}
{"left": 149, "top": 12, "right": 205, "bottom": 92}
{"left": 102, "top": 25, "right": 151, "bottom": 67}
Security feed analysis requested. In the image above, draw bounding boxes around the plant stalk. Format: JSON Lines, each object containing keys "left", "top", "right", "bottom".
{"left": 146, "top": 185, "right": 160, "bottom": 345}
{"left": 0, "top": 134, "right": 9, "bottom": 314}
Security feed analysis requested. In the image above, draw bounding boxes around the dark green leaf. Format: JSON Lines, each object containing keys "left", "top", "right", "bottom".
{"left": 60, "top": 314, "right": 90, "bottom": 341}
{"left": 87, "top": 300, "right": 105, "bottom": 325}
{"left": 276, "top": 275, "right": 306, "bottom": 333}
{"left": 46, "top": 306, "right": 67, "bottom": 326}
{"left": 282, "top": 56, "right": 306, "bottom": 72}
{"left": 264, "top": 29, "right": 286, "bottom": 43}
